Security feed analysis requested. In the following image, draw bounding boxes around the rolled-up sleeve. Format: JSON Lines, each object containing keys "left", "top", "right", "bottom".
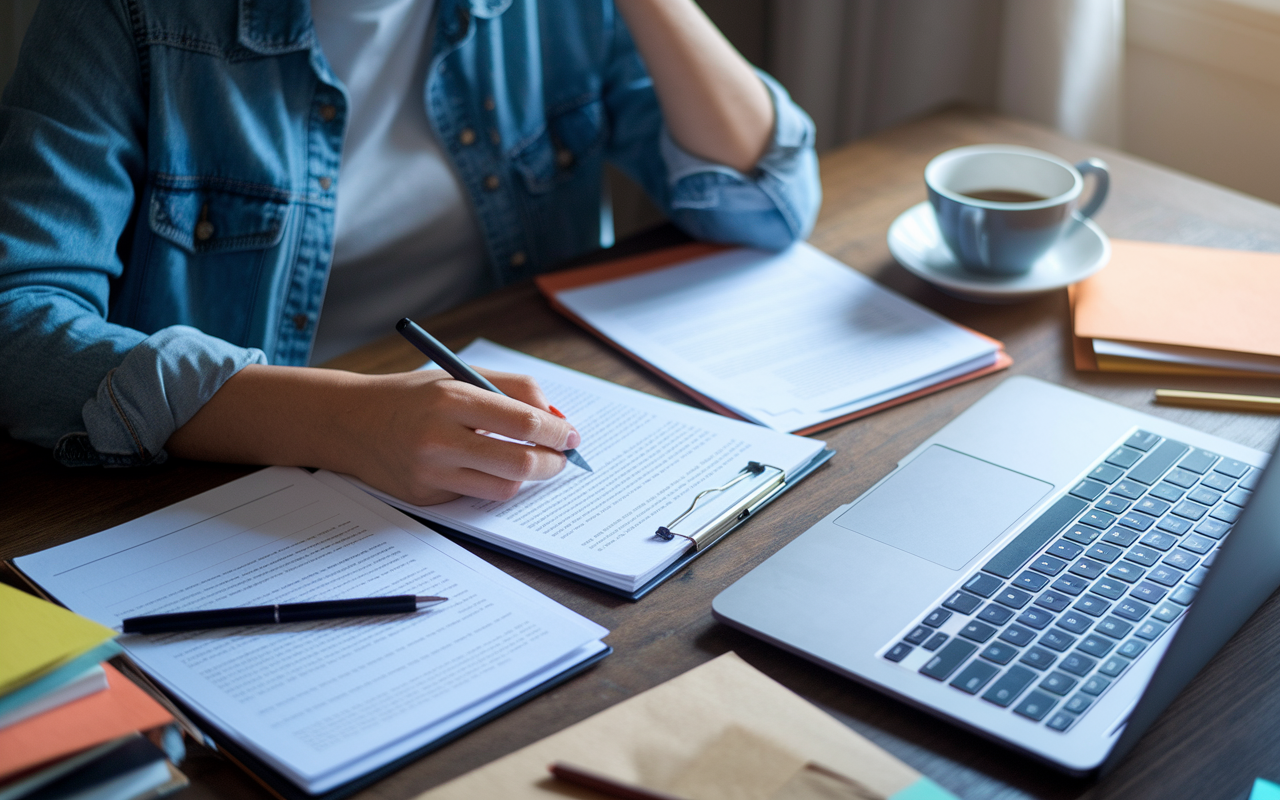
{"left": 602, "top": 15, "right": 821, "bottom": 250}
{"left": 0, "top": 0, "right": 265, "bottom": 466}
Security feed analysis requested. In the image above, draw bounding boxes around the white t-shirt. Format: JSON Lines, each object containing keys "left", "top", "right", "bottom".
{"left": 309, "top": 0, "right": 490, "bottom": 364}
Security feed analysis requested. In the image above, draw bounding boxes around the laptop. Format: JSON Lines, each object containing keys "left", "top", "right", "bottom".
{"left": 713, "top": 376, "right": 1280, "bottom": 774}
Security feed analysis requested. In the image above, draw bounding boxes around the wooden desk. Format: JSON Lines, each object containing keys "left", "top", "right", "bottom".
{"left": 5, "top": 108, "right": 1280, "bottom": 800}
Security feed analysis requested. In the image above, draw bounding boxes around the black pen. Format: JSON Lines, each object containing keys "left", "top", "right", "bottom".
{"left": 121, "top": 595, "right": 448, "bottom": 634}
{"left": 396, "top": 318, "right": 593, "bottom": 472}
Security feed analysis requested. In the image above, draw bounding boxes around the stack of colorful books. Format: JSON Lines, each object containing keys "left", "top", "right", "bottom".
{"left": 0, "top": 583, "right": 186, "bottom": 800}
{"left": 1071, "top": 240, "right": 1280, "bottom": 377}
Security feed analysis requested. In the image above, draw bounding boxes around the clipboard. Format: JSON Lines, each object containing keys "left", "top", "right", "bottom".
{"left": 536, "top": 244, "right": 1012, "bottom": 437}
{"left": 422, "top": 447, "right": 835, "bottom": 601}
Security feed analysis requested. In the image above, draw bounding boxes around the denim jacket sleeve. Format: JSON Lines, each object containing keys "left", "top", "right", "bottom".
{"left": 601, "top": 16, "right": 821, "bottom": 250}
{"left": 0, "top": 0, "right": 265, "bottom": 465}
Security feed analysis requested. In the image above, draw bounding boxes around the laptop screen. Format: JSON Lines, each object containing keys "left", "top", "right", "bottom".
{"left": 1102, "top": 434, "right": 1279, "bottom": 772}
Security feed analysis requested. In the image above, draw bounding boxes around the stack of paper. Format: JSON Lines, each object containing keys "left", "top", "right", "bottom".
{"left": 1071, "top": 240, "right": 1280, "bottom": 376}
{"left": 0, "top": 584, "right": 186, "bottom": 800}
{"left": 538, "top": 242, "right": 1011, "bottom": 435}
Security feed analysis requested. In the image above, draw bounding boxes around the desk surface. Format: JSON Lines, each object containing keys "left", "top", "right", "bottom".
{"left": 6, "top": 108, "right": 1280, "bottom": 800}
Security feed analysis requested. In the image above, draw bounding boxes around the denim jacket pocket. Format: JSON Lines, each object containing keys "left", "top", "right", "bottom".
{"left": 511, "top": 97, "right": 604, "bottom": 195}
{"left": 147, "top": 178, "right": 290, "bottom": 254}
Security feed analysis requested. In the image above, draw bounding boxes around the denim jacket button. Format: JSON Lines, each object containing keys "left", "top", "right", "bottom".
{"left": 195, "top": 220, "right": 214, "bottom": 241}
{"left": 292, "top": 313, "right": 309, "bottom": 331}
{"left": 556, "top": 148, "right": 574, "bottom": 169}
{"left": 483, "top": 175, "right": 500, "bottom": 190}
{"left": 458, "top": 128, "right": 476, "bottom": 146}
{"left": 319, "top": 104, "right": 337, "bottom": 122}
{"left": 509, "top": 251, "right": 527, "bottom": 267}
{"left": 319, "top": 176, "right": 332, "bottom": 190}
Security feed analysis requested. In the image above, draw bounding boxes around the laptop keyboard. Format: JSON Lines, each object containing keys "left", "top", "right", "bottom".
{"left": 881, "top": 429, "right": 1257, "bottom": 732}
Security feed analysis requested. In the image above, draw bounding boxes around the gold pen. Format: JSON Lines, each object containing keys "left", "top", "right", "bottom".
{"left": 1154, "top": 389, "right": 1280, "bottom": 413}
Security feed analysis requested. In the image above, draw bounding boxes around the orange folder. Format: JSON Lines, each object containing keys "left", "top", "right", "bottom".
{"left": 0, "top": 663, "right": 174, "bottom": 780}
{"left": 536, "top": 244, "right": 1012, "bottom": 436}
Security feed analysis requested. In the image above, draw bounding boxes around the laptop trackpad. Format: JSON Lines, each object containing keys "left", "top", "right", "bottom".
{"left": 834, "top": 445, "right": 1052, "bottom": 570}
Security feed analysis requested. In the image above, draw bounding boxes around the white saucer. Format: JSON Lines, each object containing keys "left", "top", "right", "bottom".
{"left": 886, "top": 201, "right": 1111, "bottom": 303}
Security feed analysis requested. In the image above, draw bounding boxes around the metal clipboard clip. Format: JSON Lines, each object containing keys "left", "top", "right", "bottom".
{"left": 653, "top": 461, "right": 788, "bottom": 552}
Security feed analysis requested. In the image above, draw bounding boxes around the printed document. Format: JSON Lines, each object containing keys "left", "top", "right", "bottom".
{"left": 350, "top": 340, "right": 829, "bottom": 592}
{"left": 553, "top": 243, "right": 1000, "bottom": 432}
{"left": 14, "top": 468, "right": 607, "bottom": 795}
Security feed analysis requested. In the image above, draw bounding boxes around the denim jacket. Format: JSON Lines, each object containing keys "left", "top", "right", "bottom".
{"left": 0, "top": 0, "right": 820, "bottom": 466}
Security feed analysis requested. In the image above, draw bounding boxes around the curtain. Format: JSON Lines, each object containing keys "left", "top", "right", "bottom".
{"left": 766, "top": 0, "right": 1125, "bottom": 151}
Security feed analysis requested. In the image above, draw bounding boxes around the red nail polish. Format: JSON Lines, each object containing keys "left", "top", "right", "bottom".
{"left": 548, "top": 405, "right": 566, "bottom": 419}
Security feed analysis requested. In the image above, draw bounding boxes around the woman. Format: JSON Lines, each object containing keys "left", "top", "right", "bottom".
{"left": 0, "top": 0, "right": 819, "bottom": 505}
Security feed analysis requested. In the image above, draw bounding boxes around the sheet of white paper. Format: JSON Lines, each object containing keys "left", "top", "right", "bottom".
{"left": 554, "top": 243, "right": 999, "bottom": 431}
{"left": 1093, "top": 338, "right": 1280, "bottom": 375}
{"left": 14, "top": 467, "right": 605, "bottom": 793}
{"left": 360, "top": 340, "right": 827, "bottom": 592}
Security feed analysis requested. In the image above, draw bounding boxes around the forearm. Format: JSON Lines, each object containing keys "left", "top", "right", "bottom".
{"left": 614, "top": 0, "right": 774, "bottom": 173}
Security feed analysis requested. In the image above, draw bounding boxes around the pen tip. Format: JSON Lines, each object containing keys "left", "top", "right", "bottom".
{"left": 396, "top": 318, "right": 410, "bottom": 332}
{"left": 415, "top": 596, "right": 448, "bottom": 604}
{"left": 565, "top": 449, "right": 593, "bottom": 472}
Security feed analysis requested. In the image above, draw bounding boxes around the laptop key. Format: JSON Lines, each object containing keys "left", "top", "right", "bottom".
{"left": 1153, "top": 601, "right": 1185, "bottom": 623}
{"left": 1073, "top": 594, "right": 1111, "bottom": 617}
{"left": 1040, "top": 671, "right": 1077, "bottom": 695}
{"left": 1130, "top": 581, "right": 1168, "bottom": 604}
{"left": 995, "top": 586, "right": 1033, "bottom": 609}
{"left": 1134, "top": 620, "right": 1167, "bottom": 641}
{"left": 999, "top": 624, "right": 1037, "bottom": 647}
{"left": 1056, "top": 611, "right": 1094, "bottom": 634}
{"left": 1091, "top": 577, "right": 1128, "bottom": 600}
{"left": 1126, "top": 430, "right": 1161, "bottom": 451}
{"left": 1047, "top": 711, "right": 1077, "bottom": 731}
{"left": 963, "top": 573, "right": 1004, "bottom": 598}
{"left": 923, "top": 632, "right": 949, "bottom": 651}
{"left": 1080, "top": 510, "right": 1117, "bottom": 529}
{"left": 885, "top": 643, "right": 913, "bottom": 662}
{"left": 1081, "top": 675, "right": 1111, "bottom": 695}
{"left": 1064, "top": 692, "right": 1092, "bottom": 713}
{"left": 1070, "top": 479, "right": 1109, "bottom": 501}
{"left": 1039, "top": 629, "right": 1076, "bottom": 652}
{"left": 905, "top": 625, "right": 932, "bottom": 645}
{"left": 1077, "top": 635, "right": 1114, "bottom": 657}
{"left": 1016, "top": 607, "right": 1055, "bottom": 630}
{"left": 1114, "top": 598, "right": 1152, "bottom": 621}
{"left": 1170, "top": 584, "right": 1198, "bottom": 606}
{"left": 1240, "top": 469, "right": 1260, "bottom": 490}
{"left": 1064, "top": 525, "right": 1102, "bottom": 545}
{"left": 950, "top": 660, "right": 1000, "bottom": 694}
{"left": 1139, "top": 530, "right": 1177, "bottom": 551}
{"left": 923, "top": 608, "right": 952, "bottom": 627}
{"left": 1210, "top": 504, "right": 1241, "bottom": 523}
{"left": 1185, "top": 566, "right": 1209, "bottom": 587}
{"left": 1085, "top": 542, "right": 1123, "bottom": 563}
{"left": 1135, "top": 496, "right": 1172, "bottom": 517}
{"left": 1095, "top": 495, "right": 1130, "bottom": 513}
{"left": 1172, "top": 500, "right": 1209, "bottom": 521}
{"left": 1094, "top": 615, "right": 1134, "bottom": 639}
{"left": 1106, "top": 561, "right": 1144, "bottom": 583}
{"left": 1118, "top": 512, "right": 1156, "bottom": 532}
{"left": 1201, "top": 472, "right": 1236, "bottom": 492}
{"left": 943, "top": 591, "right": 983, "bottom": 614}
{"left": 1164, "top": 550, "right": 1200, "bottom": 571}
{"left": 1157, "top": 515, "right": 1193, "bottom": 535}
{"left": 1069, "top": 558, "right": 1106, "bottom": 580}
{"left": 1035, "top": 590, "right": 1073, "bottom": 613}
{"left": 1214, "top": 458, "right": 1250, "bottom": 479}
{"left": 1128, "top": 440, "right": 1190, "bottom": 485}
{"left": 1014, "top": 689, "right": 1057, "bottom": 721}
{"left": 1031, "top": 554, "right": 1068, "bottom": 576}
{"left": 1179, "top": 534, "right": 1215, "bottom": 555}
{"left": 960, "top": 621, "right": 998, "bottom": 643}
{"left": 1188, "top": 486, "right": 1222, "bottom": 506}
{"left": 1225, "top": 487, "right": 1251, "bottom": 507}
{"left": 1118, "top": 639, "right": 1147, "bottom": 658}
{"left": 1106, "top": 447, "right": 1142, "bottom": 469}
{"left": 1098, "top": 655, "right": 1131, "bottom": 677}
{"left": 1177, "top": 449, "right": 1219, "bottom": 475}
{"left": 1060, "top": 652, "right": 1097, "bottom": 677}
{"left": 980, "top": 641, "right": 1018, "bottom": 664}
{"left": 983, "top": 665, "right": 1037, "bottom": 707}
{"left": 1091, "top": 463, "right": 1125, "bottom": 483}
{"left": 1195, "top": 518, "right": 1230, "bottom": 540}
{"left": 1014, "top": 571, "right": 1049, "bottom": 592}
{"left": 1102, "top": 527, "right": 1140, "bottom": 547}
{"left": 920, "top": 639, "right": 978, "bottom": 681}
{"left": 978, "top": 604, "right": 1015, "bottom": 625}
{"left": 1052, "top": 574, "right": 1090, "bottom": 596}
{"left": 1146, "top": 564, "right": 1182, "bottom": 587}
{"left": 1165, "top": 468, "right": 1199, "bottom": 489}
{"left": 982, "top": 496, "right": 1089, "bottom": 578}
{"left": 1049, "top": 539, "right": 1085, "bottom": 560}
{"left": 1126, "top": 545, "right": 1162, "bottom": 567}
{"left": 1150, "top": 482, "right": 1185, "bottom": 503}
{"left": 1110, "top": 479, "right": 1146, "bottom": 500}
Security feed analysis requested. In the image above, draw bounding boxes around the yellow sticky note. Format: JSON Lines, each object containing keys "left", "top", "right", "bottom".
{"left": 0, "top": 583, "right": 118, "bottom": 695}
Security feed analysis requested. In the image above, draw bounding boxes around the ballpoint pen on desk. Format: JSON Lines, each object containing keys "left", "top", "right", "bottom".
{"left": 120, "top": 595, "right": 448, "bottom": 634}
{"left": 549, "top": 762, "right": 691, "bottom": 800}
{"left": 396, "top": 317, "right": 593, "bottom": 472}
{"left": 1154, "top": 388, "right": 1280, "bottom": 414}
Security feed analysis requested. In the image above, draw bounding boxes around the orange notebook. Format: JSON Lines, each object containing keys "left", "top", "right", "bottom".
{"left": 537, "top": 244, "right": 1011, "bottom": 436}
{"left": 0, "top": 663, "right": 174, "bottom": 780}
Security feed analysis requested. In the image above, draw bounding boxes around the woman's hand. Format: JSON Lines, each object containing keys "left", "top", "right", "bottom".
{"left": 166, "top": 364, "right": 580, "bottom": 506}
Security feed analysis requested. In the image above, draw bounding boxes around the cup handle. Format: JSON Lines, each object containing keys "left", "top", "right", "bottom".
{"left": 1074, "top": 158, "right": 1110, "bottom": 220}
{"left": 960, "top": 204, "right": 988, "bottom": 266}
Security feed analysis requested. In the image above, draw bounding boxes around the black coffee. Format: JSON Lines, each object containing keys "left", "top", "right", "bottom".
{"left": 961, "top": 188, "right": 1048, "bottom": 203}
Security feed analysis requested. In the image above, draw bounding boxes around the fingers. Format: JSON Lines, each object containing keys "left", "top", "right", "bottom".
{"left": 446, "top": 381, "right": 580, "bottom": 452}
{"left": 480, "top": 369, "right": 551, "bottom": 410}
